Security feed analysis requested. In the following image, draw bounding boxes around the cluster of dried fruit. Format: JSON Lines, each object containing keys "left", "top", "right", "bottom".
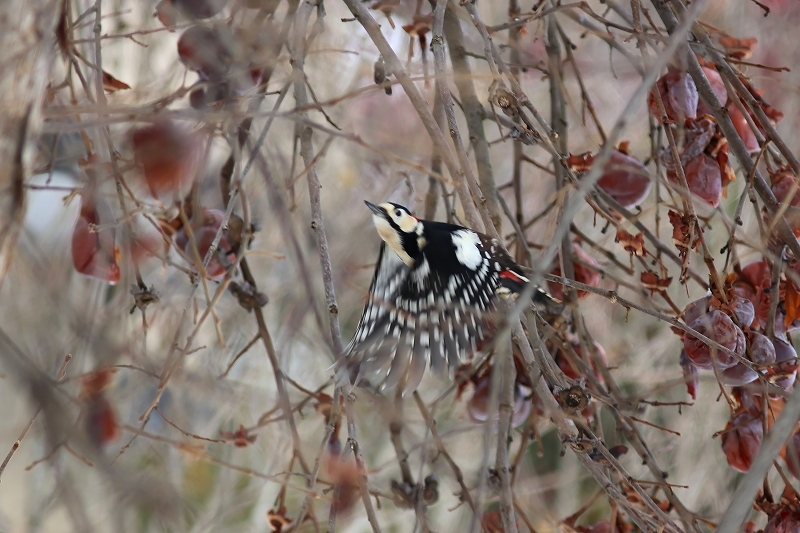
{"left": 157, "top": 0, "right": 271, "bottom": 109}
{"left": 649, "top": 54, "right": 783, "bottom": 208}
{"left": 678, "top": 260, "right": 799, "bottom": 473}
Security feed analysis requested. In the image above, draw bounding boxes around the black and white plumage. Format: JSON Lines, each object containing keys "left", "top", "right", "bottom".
{"left": 341, "top": 201, "right": 558, "bottom": 392}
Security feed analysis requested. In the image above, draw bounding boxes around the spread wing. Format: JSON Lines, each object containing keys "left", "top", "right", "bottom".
{"left": 344, "top": 241, "right": 500, "bottom": 392}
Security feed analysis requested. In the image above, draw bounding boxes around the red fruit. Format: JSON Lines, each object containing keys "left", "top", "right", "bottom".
{"left": 770, "top": 337, "right": 798, "bottom": 393}
{"left": 721, "top": 411, "right": 762, "bottom": 472}
{"left": 720, "top": 363, "right": 758, "bottom": 386}
{"left": 175, "top": 209, "right": 236, "bottom": 280}
{"left": 72, "top": 197, "right": 121, "bottom": 285}
{"left": 696, "top": 66, "right": 728, "bottom": 116}
{"left": 729, "top": 102, "right": 759, "bottom": 153}
{"left": 684, "top": 310, "right": 745, "bottom": 370}
{"left": 547, "top": 243, "right": 601, "bottom": 301}
{"left": 683, "top": 296, "right": 711, "bottom": 327}
{"left": 132, "top": 121, "right": 200, "bottom": 196}
{"left": 649, "top": 67, "right": 698, "bottom": 123}
{"left": 740, "top": 260, "right": 771, "bottom": 289}
{"left": 732, "top": 296, "right": 755, "bottom": 328}
{"left": 682, "top": 117, "right": 716, "bottom": 160}
{"left": 177, "top": 23, "right": 238, "bottom": 80}
{"left": 784, "top": 430, "right": 800, "bottom": 479}
{"left": 682, "top": 153, "right": 722, "bottom": 207}
{"left": 466, "top": 372, "right": 531, "bottom": 427}
{"left": 765, "top": 508, "right": 800, "bottom": 533}
{"left": 596, "top": 150, "right": 651, "bottom": 208}
{"left": 771, "top": 172, "right": 800, "bottom": 236}
{"left": 748, "top": 331, "right": 776, "bottom": 366}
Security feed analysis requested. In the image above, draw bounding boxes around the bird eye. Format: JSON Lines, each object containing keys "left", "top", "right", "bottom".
{"left": 394, "top": 209, "right": 402, "bottom": 217}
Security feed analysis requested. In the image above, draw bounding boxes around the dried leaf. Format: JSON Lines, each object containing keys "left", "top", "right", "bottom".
{"left": 220, "top": 424, "right": 257, "bottom": 447}
{"left": 640, "top": 271, "right": 672, "bottom": 294}
{"left": 615, "top": 228, "right": 646, "bottom": 256}
{"left": 402, "top": 13, "right": 432, "bottom": 37}
{"left": 566, "top": 152, "right": 594, "bottom": 172}
{"left": 267, "top": 507, "right": 291, "bottom": 532}
{"left": 102, "top": 70, "right": 131, "bottom": 93}
{"left": 719, "top": 36, "right": 758, "bottom": 60}
{"left": 785, "top": 282, "right": 800, "bottom": 327}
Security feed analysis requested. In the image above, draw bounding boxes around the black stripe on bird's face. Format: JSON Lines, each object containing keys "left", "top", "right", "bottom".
{"left": 365, "top": 201, "right": 424, "bottom": 267}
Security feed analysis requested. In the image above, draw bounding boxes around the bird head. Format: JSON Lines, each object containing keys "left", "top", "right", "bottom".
{"left": 365, "top": 201, "right": 424, "bottom": 266}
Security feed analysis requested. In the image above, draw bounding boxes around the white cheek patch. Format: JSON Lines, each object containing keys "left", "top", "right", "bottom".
{"left": 452, "top": 230, "right": 483, "bottom": 270}
{"left": 374, "top": 215, "right": 414, "bottom": 266}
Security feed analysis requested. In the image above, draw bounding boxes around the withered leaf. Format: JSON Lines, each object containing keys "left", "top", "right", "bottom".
{"left": 615, "top": 228, "right": 646, "bottom": 256}
{"left": 718, "top": 36, "right": 758, "bottom": 60}
{"left": 402, "top": 13, "right": 432, "bottom": 37}
{"left": 640, "top": 271, "right": 672, "bottom": 294}
{"left": 103, "top": 70, "right": 131, "bottom": 93}
{"left": 220, "top": 424, "right": 257, "bottom": 447}
{"left": 785, "top": 282, "right": 800, "bottom": 327}
{"left": 566, "top": 152, "right": 594, "bottom": 172}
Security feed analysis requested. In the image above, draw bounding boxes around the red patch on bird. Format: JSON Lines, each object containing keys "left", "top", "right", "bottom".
{"left": 500, "top": 270, "right": 525, "bottom": 283}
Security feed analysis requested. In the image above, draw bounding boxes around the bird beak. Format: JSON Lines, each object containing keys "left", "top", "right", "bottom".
{"left": 364, "top": 201, "right": 386, "bottom": 217}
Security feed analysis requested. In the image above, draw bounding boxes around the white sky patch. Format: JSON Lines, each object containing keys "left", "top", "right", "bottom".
{"left": 452, "top": 230, "right": 483, "bottom": 270}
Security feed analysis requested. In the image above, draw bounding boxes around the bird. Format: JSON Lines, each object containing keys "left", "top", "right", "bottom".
{"left": 339, "top": 200, "right": 560, "bottom": 392}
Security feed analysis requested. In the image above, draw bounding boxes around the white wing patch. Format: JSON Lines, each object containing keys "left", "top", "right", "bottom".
{"left": 452, "top": 230, "right": 483, "bottom": 270}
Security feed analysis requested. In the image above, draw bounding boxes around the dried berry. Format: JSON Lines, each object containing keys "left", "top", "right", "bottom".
{"left": 696, "top": 66, "right": 728, "bottom": 116}
{"left": 721, "top": 411, "right": 762, "bottom": 472}
{"left": 684, "top": 310, "right": 745, "bottom": 370}
{"left": 132, "top": 120, "right": 201, "bottom": 196}
{"left": 732, "top": 296, "right": 756, "bottom": 328}
{"left": 683, "top": 296, "right": 711, "bottom": 327}
{"left": 72, "top": 195, "right": 121, "bottom": 285}
{"left": 748, "top": 331, "right": 776, "bottom": 366}
{"left": 720, "top": 362, "right": 758, "bottom": 386}
{"left": 770, "top": 337, "right": 798, "bottom": 393}
{"left": 673, "top": 153, "right": 722, "bottom": 207}
{"left": 596, "top": 150, "right": 652, "bottom": 208}
{"left": 177, "top": 23, "right": 238, "bottom": 81}
{"left": 729, "top": 101, "right": 760, "bottom": 153}
{"left": 649, "top": 67, "right": 698, "bottom": 123}
{"left": 466, "top": 371, "right": 531, "bottom": 427}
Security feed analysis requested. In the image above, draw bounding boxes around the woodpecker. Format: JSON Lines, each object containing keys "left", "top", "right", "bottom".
{"left": 340, "top": 201, "right": 560, "bottom": 392}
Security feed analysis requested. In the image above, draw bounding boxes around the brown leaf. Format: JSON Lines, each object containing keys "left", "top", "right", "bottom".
{"left": 566, "top": 151, "right": 594, "bottom": 172}
{"left": 785, "top": 282, "right": 800, "bottom": 327}
{"left": 667, "top": 210, "right": 701, "bottom": 252}
{"left": 220, "top": 424, "right": 257, "bottom": 447}
{"left": 267, "top": 507, "right": 291, "bottom": 532}
{"left": 640, "top": 271, "right": 672, "bottom": 294}
{"left": 402, "top": 13, "right": 432, "bottom": 37}
{"left": 102, "top": 70, "right": 131, "bottom": 93}
{"left": 615, "top": 228, "right": 646, "bottom": 256}
{"left": 719, "top": 36, "right": 758, "bottom": 60}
